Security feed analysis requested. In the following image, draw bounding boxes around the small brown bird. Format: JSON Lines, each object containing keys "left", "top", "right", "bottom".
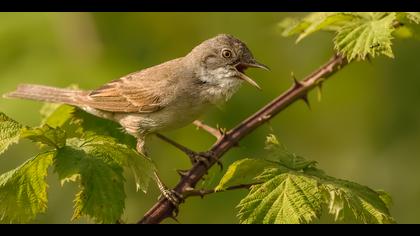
{"left": 4, "top": 34, "right": 269, "bottom": 156}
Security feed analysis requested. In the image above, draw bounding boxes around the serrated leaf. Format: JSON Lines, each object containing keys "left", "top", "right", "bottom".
{"left": 0, "top": 112, "right": 22, "bottom": 155}
{"left": 216, "top": 158, "right": 276, "bottom": 191}
{"left": 295, "top": 12, "right": 355, "bottom": 42}
{"left": 71, "top": 109, "right": 136, "bottom": 148}
{"left": 322, "top": 182, "right": 394, "bottom": 223}
{"left": 67, "top": 134, "right": 156, "bottom": 193}
{"left": 21, "top": 125, "right": 66, "bottom": 149}
{"left": 306, "top": 168, "right": 395, "bottom": 223}
{"left": 279, "top": 13, "right": 356, "bottom": 41}
{"left": 334, "top": 13, "right": 396, "bottom": 61}
{"left": 40, "top": 103, "right": 75, "bottom": 128}
{"left": 54, "top": 134, "right": 155, "bottom": 223}
{"left": 55, "top": 142, "right": 125, "bottom": 224}
{"left": 265, "top": 134, "right": 317, "bottom": 170}
{"left": 377, "top": 190, "right": 393, "bottom": 209}
{"left": 0, "top": 151, "right": 54, "bottom": 223}
{"left": 235, "top": 134, "right": 394, "bottom": 224}
{"left": 237, "top": 168, "right": 323, "bottom": 224}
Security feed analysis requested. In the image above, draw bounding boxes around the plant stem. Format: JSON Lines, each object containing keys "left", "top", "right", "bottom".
{"left": 138, "top": 54, "right": 348, "bottom": 224}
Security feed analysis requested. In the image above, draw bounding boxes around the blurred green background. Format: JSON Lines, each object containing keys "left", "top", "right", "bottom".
{"left": 1, "top": 12, "right": 420, "bottom": 224}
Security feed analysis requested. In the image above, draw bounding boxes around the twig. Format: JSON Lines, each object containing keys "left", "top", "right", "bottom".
{"left": 138, "top": 54, "right": 348, "bottom": 224}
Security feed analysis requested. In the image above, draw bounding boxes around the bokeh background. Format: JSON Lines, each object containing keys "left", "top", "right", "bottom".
{"left": 1, "top": 12, "right": 420, "bottom": 224}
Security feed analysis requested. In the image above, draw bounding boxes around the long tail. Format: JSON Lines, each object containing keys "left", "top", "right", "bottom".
{"left": 3, "top": 84, "right": 87, "bottom": 106}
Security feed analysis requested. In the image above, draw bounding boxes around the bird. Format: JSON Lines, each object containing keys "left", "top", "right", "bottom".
{"left": 4, "top": 34, "right": 269, "bottom": 156}
{"left": 4, "top": 34, "right": 269, "bottom": 207}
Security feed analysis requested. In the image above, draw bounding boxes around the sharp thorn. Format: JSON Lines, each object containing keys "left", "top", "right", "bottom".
{"left": 169, "top": 214, "right": 180, "bottom": 223}
{"left": 291, "top": 72, "right": 304, "bottom": 88}
{"left": 317, "top": 82, "right": 323, "bottom": 102}
{"left": 301, "top": 95, "right": 311, "bottom": 110}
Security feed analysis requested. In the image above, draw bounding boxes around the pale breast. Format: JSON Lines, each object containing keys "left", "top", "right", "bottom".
{"left": 114, "top": 92, "right": 211, "bottom": 136}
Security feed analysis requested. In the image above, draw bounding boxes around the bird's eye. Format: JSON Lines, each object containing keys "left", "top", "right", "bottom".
{"left": 222, "top": 49, "right": 233, "bottom": 58}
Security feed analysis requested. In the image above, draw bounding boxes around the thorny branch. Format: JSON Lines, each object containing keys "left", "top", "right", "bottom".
{"left": 138, "top": 54, "right": 348, "bottom": 224}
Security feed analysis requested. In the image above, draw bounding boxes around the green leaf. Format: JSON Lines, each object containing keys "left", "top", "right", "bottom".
{"left": 279, "top": 13, "right": 355, "bottom": 40}
{"left": 75, "top": 134, "right": 156, "bottom": 193}
{"left": 0, "top": 151, "right": 54, "bottom": 223}
{"left": 71, "top": 109, "right": 136, "bottom": 147}
{"left": 307, "top": 168, "right": 395, "bottom": 223}
{"left": 295, "top": 13, "right": 355, "bottom": 42}
{"left": 54, "top": 134, "right": 155, "bottom": 223}
{"left": 237, "top": 168, "right": 323, "bottom": 224}
{"left": 21, "top": 125, "right": 66, "bottom": 149}
{"left": 235, "top": 134, "right": 394, "bottom": 224}
{"left": 40, "top": 102, "right": 136, "bottom": 148}
{"left": 215, "top": 158, "right": 276, "bottom": 191}
{"left": 334, "top": 13, "right": 396, "bottom": 61}
{"left": 280, "top": 12, "right": 420, "bottom": 61}
{"left": 40, "top": 103, "right": 75, "bottom": 128}
{"left": 0, "top": 112, "right": 22, "bottom": 155}
{"left": 55, "top": 142, "right": 125, "bottom": 223}
{"left": 265, "top": 134, "right": 317, "bottom": 170}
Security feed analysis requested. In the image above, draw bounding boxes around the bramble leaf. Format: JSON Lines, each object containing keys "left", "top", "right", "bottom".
{"left": 0, "top": 151, "right": 54, "bottom": 223}
{"left": 237, "top": 168, "right": 322, "bottom": 224}
{"left": 54, "top": 134, "right": 155, "bottom": 223}
{"left": 40, "top": 103, "right": 75, "bottom": 128}
{"left": 20, "top": 125, "right": 66, "bottom": 149}
{"left": 264, "top": 134, "right": 317, "bottom": 170}
{"left": 215, "top": 158, "right": 275, "bottom": 191}
{"left": 334, "top": 13, "right": 396, "bottom": 61}
{"left": 54, "top": 138, "right": 126, "bottom": 223}
{"left": 233, "top": 134, "right": 394, "bottom": 224}
{"left": 279, "top": 12, "right": 420, "bottom": 61}
{"left": 0, "top": 112, "right": 22, "bottom": 155}
{"left": 306, "top": 168, "right": 395, "bottom": 223}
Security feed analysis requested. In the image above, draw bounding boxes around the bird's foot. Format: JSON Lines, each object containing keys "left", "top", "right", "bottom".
{"left": 157, "top": 188, "right": 184, "bottom": 216}
{"left": 154, "top": 171, "right": 184, "bottom": 216}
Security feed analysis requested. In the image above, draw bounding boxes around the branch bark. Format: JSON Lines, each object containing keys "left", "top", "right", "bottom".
{"left": 138, "top": 54, "right": 348, "bottom": 224}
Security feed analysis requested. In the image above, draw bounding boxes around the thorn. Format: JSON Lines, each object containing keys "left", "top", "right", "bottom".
{"left": 169, "top": 214, "right": 180, "bottom": 223}
{"left": 316, "top": 82, "right": 323, "bottom": 102}
{"left": 291, "top": 72, "right": 304, "bottom": 88}
{"left": 301, "top": 94, "right": 311, "bottom": 110}
{"left": 218, "top": 127, "right": 226, "bottom": 137}
{"left": 217, "top": 161, "right": 224, "bottom": 171}
{"left": 176, "top": 169, "right": 189, "bottom": 178}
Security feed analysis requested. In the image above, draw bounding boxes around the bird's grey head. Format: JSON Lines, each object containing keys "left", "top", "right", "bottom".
{"left": 188, "top": 34, "right": 269, "bottom": 90}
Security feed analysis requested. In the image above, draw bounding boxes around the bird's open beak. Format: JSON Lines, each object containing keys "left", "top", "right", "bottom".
{"left": 241, "top": 60, "right": 270, "bottom": 71}
{"left": 236, "top": 60, "right": 270, "bottom": 90}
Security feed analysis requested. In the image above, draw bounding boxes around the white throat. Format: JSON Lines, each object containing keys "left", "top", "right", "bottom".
{"left": 198, "top": 67, "right": 243, "bottom": 105}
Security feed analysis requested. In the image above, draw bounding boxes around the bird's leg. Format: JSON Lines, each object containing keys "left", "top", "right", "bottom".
{"left": 192, "top": 120, "right": 225, "bottom": 140}
{"left": 153, "top": 171, "right": 183, "bottom": 215}
{"left": 135, "top": 138, "right": 183, "bottom": 214}
{"left": 155, "top": 133, "right": 223, "bottom": 169}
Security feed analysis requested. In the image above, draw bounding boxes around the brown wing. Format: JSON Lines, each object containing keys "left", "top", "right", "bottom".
{"left": 84, "top": 75, "right": 164, "bottom": 113}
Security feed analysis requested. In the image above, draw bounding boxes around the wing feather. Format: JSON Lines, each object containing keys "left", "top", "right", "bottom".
{"left": 84, "top": 76, "right": 164, "bottom": 113}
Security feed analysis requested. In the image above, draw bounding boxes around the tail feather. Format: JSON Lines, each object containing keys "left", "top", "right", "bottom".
{"left": 3, "top": 84, "right": 86, "bottom": 106}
